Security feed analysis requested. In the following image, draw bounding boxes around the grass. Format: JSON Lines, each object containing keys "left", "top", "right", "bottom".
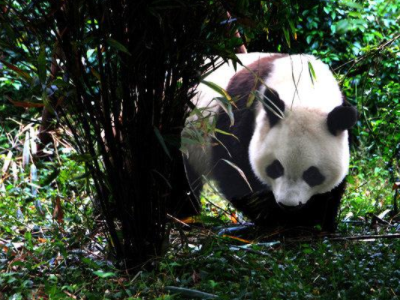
{"left": 158, "top": 236, "right": 400, "bottom": 299}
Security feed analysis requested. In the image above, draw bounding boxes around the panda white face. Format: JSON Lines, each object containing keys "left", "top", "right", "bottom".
{"left": 249, "top": 105, "right": 351, "bottom": 208}
{"left": 246, "top": 55, "right": 357, "bottom": 209}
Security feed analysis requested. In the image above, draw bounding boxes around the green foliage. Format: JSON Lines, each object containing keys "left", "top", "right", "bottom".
{"left": 297, "top": 0, "right": 400, "bottom": 166}
{"left": 151, "top": 235, "right": 400, "bottom": 299}
{"left": 302, "top": 0, "right": 400, "bottom": 219}
{"left": 0, "top": 126, "right": 100, "bottom": 298}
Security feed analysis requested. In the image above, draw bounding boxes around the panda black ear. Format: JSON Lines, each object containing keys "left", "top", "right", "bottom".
{"left": 263, "top": 88, "right": 285, "bottom": 128}
{"left": 327, "top": 105, "right": 358, "bottom": 136}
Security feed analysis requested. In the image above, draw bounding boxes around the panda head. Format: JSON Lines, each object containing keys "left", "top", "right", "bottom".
{"left": 249, "top": 88, "right": 357, "bottom": 209}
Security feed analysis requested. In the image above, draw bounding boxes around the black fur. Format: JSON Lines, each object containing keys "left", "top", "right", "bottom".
{"left": 303, "top": 166, "right": 325, "bottom": 187}
{"left": 266, "top": 160, "right": 284, "bottom": 179}
{"left": 327, "top": 105, "right": 358, "bottom": 136}
{"left": 230, "top": 180, "right": 346, "bottom": 232}
{"left": 263, "top": 88, "right": 285, "bottom": 128}
{"left": 212, "top": 98, "right": 264, "bottom": 199}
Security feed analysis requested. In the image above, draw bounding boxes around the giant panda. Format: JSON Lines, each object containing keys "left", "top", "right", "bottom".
{"left": 183, "top": 53, "right": 357, "bottom": 231}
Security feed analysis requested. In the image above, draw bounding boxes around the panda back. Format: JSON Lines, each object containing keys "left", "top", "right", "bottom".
{"left": 265, "top": 55, "right": 343, "bottom": 112}
{"left": 210, "top": 54, "right": 289, "bottom": 199}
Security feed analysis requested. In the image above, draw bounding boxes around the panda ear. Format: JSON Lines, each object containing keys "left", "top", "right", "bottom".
{"left": 327, "top": 105, "right": 358, "bottom": 136}
{"left": 263, "top": 88, "right": 285, "bottom": 128}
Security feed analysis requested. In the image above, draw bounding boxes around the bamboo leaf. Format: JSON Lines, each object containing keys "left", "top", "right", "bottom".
{"left": 1, "top": 60, "right": 33, "bottom": 83}
{"left": 42, "top": 90, "right": 55, "bottom": 114}
{"left": 221, "top": 235, "right": 252, "bottom": 244}
{"left": 30, "top": 164, "right": 38, "bottom": 197}
{"left": 91, "top": 67, "right": 101, "bottom": 81}
{"left": 165, "top": 286, "right": 217, "bottom": 299}
{"left": 308, "top": 61, "right": 317, "bottom": 84}
{"left": 53, "top": 196, "right": 64, "bottom": 224}
{"left": 23, "top": 132, "right": 30, "bottom": 168}
{"left": 38, "top": 45, "right": 46, "bottom": 84}
{"left": 2, "top": 151, "right": 13, "bottom": 174}
{"left": 106, "top": 38, "right": 131, "bottom": 55}
{"left": 30, "top": 127, "right": 37, "bottom": 155}
{"left": 283, "top": 28, "right": 291, "bottom": 48}
{"left": 341, "top": 0, "right": 363, "bottom": 10}
{"left": 93, "top": 270, "right": 117, "bottom": 278}
{"left": 154, "top": 127, "right": 172, "bottom": 160}
{"left": 246, "top": 91, "right": 256, "bottom": 108}
{"left": 6, "top": 96, "right": 45, "bottom": 108}
{"left": 214, "top": 128, "right": 239, "bottom": 140}
{"left": 12, "top": 161, "right": 18, "bottom": 183}
{"left": 214, "top": 97, "right": 235, "bottom": 126}
{"left": 288, "top": 20, "right": 297, "bottom": 40}
{"left": 201, "top": 80, "right": 233, "bottom": 104}
{"left": 221, "top": 159, "right": 253, "bottom": 192}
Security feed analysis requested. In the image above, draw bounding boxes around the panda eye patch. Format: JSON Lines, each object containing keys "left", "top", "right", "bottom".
{"left": 266, "top": 160, "right": 284, "bottom": 179}
{"left": 303, "top": 166, "right": 325, "bottom": 187}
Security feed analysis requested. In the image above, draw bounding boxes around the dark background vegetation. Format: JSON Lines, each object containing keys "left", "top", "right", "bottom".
{"left": 0, "top": 0, "right": 399, "bottom": 299}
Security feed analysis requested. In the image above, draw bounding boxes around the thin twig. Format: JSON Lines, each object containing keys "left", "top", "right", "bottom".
{"left": 288, "top": 233, "right": 400, "bottom": 243}
{"left": 334, "top": 33, "right": 400, "bottom": 72}
{"left": 167, "top": 214, "right": 191, "bottom": 228}
{"left": 164, "top": 286, "right": 217, "bottom": 299}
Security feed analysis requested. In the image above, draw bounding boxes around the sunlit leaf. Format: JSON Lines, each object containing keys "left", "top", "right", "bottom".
{"left": 214, "top": 128, "right": 239, "bottom": 140}
{"left": 93, "top": 270, "right": 117, "bottom": 278}
{"left": 340, "top": 0, "right": 363, "bottom": 10}
{"left": 335, "top": 19, "right": 351, "bottom": 33}
{"left": 246, "top": 91, "right": 256, "bottom": 108}
{"left": 201, "top": 80, "right": 233, "bottom": 104}
{"left": 308, "top": 61, "right": 317, "bottom": 84}
{"left": 221, "top": 235, "right": 252, "bottom": 244}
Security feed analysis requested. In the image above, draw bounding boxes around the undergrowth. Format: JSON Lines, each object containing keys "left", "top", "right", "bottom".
{"left": 0, "top": 123, "right": 399, "bottom": 299}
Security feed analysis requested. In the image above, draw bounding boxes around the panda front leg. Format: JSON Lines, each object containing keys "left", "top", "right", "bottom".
{"left": 319, "top": 180, "right": 346, "bottom": 232}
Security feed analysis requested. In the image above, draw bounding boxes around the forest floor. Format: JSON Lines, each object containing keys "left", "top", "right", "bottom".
{"left": 1, "top": 200, "right": 400, "bottom": 299}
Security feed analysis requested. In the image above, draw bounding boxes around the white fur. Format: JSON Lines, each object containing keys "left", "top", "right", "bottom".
{"left": 249, "top": 104, "right": 349, "bottom": 207}
{"left": 262, "top": 55, "right": 343, "bottom": 112}
{"left": 185, "top": 53, "right": 350, "bottom": 207}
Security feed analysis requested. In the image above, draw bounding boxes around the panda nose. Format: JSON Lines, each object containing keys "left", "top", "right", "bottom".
{"left": 277, "top": 201, "right": 303, "bottom": 211}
